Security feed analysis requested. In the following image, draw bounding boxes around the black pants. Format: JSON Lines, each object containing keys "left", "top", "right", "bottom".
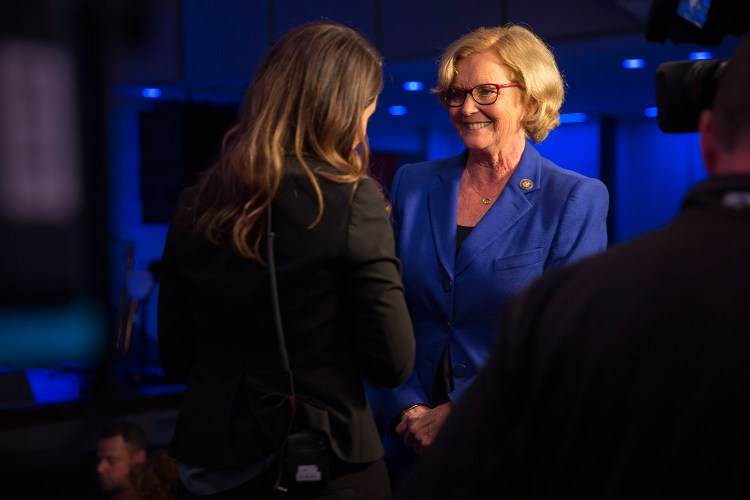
{"left": 177, "top": 457, "right": 391, "bottom": 500}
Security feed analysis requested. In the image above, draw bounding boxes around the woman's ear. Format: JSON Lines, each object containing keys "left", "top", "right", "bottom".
{"left": 699, "top": 110, "right": 718, "bottom": 176}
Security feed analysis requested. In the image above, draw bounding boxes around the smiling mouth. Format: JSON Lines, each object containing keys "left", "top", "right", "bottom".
{"left": 464, "top": 122, "right": 491, "bottom": 130}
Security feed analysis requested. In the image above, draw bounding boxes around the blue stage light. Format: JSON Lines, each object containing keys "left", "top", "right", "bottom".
{"left": 388, "top": 105, "right": 407, "bottom": 116}
{"left": 402, "top": 81, "right": 424, "bottom": 91}
{"left": 141, "top": 88, "right": 162, "bottom": 98}
{"left": 622, "top": 59, "right": 645, "bottom": 69}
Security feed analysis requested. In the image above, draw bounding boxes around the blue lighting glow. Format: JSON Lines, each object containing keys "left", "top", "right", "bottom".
{"left": 389, "top": 105, "right": 408, "bottom": 116}
{"left": 402, "top": 81, "right": 425, "bottom": 91}
{"left": 644, "top": 107, "right": 658, "bottom": 118}
{"left": 689, "top": 51, "right": 712, "bottom": 60}
{"left": 141, "top": 88, "right": 162, "bottom": 98}
{"left": 622, "top": 59, "right": 646, "bottom": 69}
{"left": 559, "top": 112, "right": 587, "bottom": 124}
{"left": 0, "top": 300, "right": 105, "bottom": 367}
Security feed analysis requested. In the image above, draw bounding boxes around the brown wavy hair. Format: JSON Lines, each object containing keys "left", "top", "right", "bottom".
{"left": 187, "top": 21, "right": 383, "bottom": 261}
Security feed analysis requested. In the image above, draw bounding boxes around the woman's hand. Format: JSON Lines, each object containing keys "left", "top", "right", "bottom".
{"left": 395, "top": 402, "right": 453, "bottom": 454}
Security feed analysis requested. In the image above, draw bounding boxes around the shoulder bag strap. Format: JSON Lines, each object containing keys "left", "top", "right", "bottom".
{"left": 266, "top": 205, "right": 297, "bottom": 408}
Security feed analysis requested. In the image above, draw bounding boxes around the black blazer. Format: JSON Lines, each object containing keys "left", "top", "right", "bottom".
{"left": 158, "top": 157, "right": 415, "bottom": 469}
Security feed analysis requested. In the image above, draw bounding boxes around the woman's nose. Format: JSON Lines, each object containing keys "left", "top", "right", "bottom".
{"left": 461, "top": 96, "right": 478, "bottom": 115}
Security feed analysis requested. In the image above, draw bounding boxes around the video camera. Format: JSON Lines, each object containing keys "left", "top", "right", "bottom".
{"left": 646, "top": 0, "right": 750, "bottom": 133}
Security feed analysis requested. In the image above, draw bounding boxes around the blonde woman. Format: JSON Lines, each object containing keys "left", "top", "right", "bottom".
{"left": 383, "top": 24, "right": 609, "bottom": 482}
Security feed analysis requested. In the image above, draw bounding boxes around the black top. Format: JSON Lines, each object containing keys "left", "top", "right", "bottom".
{"left": 456, "top": 224, "right": 473, "bottom": 253}
{"left": 158, "top": 157, "right": 415, "bottom": 468}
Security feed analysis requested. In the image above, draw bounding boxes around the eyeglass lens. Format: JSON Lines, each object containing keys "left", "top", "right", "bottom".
{"left": 444, "top": 84, "right": 500, "bottom": 107}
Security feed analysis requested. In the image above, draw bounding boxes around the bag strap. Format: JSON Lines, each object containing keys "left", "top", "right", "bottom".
{"left": 266, "top": 204, "right": 297, "bottom": 409}
{"left": 268, "top": 204, "right": 330, "bottom": 493}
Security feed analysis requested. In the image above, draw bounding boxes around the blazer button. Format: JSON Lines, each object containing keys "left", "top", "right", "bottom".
{"left": 442, "top": 277, "right": 452, "bottom": 292}
{"left": 453, "top": 363, "right": 468, "bottom": 378}
{"left": 444, "top": 321, "right": 452, "bottom": 332}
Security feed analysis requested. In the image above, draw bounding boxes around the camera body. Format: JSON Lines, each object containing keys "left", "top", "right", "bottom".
{"left": 646, "top": 0, "right": 750, "bottom": 133}
{"left": 655, "top": 57, "right": 729, "bottom": 133}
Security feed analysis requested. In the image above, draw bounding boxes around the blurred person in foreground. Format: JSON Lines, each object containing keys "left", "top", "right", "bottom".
{"left": 382, "top": 23, "right": 609, "bottom": 481}
{"left": 158, "top": 21, "right": 414, "bottom": 499}
{"left": 394, "top": 34, "right": 750, "bottom": 500}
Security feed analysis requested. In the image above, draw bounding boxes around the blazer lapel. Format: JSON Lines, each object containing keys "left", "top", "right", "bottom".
{"left": 456, "top": 143, "right": 541, "bottom": 275}
{"left": 427, "top": 153, "right": 466, "bottom": 282}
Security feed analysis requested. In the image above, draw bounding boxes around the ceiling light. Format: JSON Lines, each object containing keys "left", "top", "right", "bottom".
{"left": 388, "top": 105, "right": 407, "bottom": 116}
{"left": 622, "top": 59, "right": 645, "bottom": 69}
{"left": 402, "top": 81, "right": 424, "bottom": 91}
{"left": 141, "top": 88, "right": 162, "bottom": 98}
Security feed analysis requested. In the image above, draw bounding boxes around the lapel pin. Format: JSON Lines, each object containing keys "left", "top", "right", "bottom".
{"left": 519, "top": 179, "right": 533, "bottom": 190}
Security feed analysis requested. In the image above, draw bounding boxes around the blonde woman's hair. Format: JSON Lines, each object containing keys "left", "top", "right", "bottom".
{"left": 187, "top": 21, "right": 383, "bottom": 261}
{"left": 433, "top": 24, "right": 564, "bottom": 143}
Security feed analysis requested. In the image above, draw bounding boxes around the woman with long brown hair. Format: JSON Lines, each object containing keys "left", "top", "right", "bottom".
{"left": 158, "top": 21, "right": 414, "bottom": 499}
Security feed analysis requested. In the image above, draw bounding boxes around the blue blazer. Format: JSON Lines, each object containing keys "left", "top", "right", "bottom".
{"left": 383, "top": 143, "right": 609, "bottom": 426}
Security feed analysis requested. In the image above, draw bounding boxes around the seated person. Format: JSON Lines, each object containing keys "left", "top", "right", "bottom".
{"left": 96, "top": 420, "right": 147, "bottom": 500}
